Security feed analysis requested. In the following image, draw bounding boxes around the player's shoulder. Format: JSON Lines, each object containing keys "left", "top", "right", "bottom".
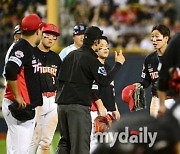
{"left": 61, "top": 44, "right": 75, "bottom": 52}
{"left": 145, "top": 51, "right": 157, "bottom": 60}
{"left": 49, "top": 50, "right": 61, "bottom": 60}
{"left": 12, "top": 39, "right": 32, "bottom": 54}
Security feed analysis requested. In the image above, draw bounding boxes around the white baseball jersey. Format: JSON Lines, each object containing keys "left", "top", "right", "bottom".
{"left": 59, "top": 44, "right": 77, "bottom": 61}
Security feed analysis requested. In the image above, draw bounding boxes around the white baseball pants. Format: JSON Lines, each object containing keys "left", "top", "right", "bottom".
{"left": 2, "top": 98, "right": 36, "bottom": 154}
{"left": 30, "top": 95, "right": 58, "bottom": 153}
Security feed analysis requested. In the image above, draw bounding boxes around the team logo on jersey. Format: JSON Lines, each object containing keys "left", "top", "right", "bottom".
{"left": 148, "top": 68, "right": 153, "bottom": 72}
{"left": 98, "top": 66, "right": 107, "bottom": 76}
{"left": 15, "top": 50, "right": 24, "bottom": 58}
{"left": 150, "top": 71, "right": 159, "bottom": 79}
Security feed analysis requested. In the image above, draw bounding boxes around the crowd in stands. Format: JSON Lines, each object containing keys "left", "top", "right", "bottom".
{"left": 0, "top": 0, "right": 180, "bottom": 57}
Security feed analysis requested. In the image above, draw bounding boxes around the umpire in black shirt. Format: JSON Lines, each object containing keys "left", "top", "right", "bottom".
{"left": 55, "top": 26, "right": 125, "bottom": 154}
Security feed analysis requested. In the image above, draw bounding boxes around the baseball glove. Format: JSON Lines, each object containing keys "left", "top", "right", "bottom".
{"left": 94, "top": 114, "right": 114, "bottom": 133}
{"left": 133, "top": 83, "right": 146, "bottom": 111}
{"left": 8, "top": 102, "right": 35, "bottom": 121}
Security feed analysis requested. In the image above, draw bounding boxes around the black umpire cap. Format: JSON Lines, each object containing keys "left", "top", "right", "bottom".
{"left": 84, "top": 26, "right": 103, "bottom": 40}
{"left": 83, "top": 26, "right": 103, "bottom": 46}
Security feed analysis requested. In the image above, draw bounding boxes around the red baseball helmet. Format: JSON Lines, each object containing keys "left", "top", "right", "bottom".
{"left": 122, "top": 84, "right": 136, "bottom": 112}
{"left": 42, "top": 24, "right": 60, "bottom": 36}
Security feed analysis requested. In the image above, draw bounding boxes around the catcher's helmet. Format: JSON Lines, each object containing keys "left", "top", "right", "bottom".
{"left": 14, "top": 25, "right": 21, "bottom": 34}
{"left": 122, "top": 84, "right": 136, "bottom": 112}
{"left": 42, "top": 24, "right": 60, "bottom": 36}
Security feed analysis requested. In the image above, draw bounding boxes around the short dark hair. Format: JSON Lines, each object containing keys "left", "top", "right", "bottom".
{"left": 152, "top": 24, "right": 170, "bottom": 38}
{"left": 21, "top": 30, "right": 37, "bottom": 36}
{"left": 100, "top": 36, "right": 109, "bottom": 44}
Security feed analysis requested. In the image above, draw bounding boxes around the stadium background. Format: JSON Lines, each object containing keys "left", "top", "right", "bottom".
{"left": 0, "top": 0, "right": 180, "bottom": 153}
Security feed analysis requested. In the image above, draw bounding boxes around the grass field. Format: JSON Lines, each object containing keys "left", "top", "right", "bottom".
{"left": 0, "top": 132, "right": 60, "bottom": 154}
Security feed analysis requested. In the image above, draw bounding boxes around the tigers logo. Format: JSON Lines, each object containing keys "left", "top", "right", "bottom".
{"left": 98, "top": 66, "right": 107, "bottom": 76}
{"left": 51, "top": 25, "right": 55, "bottom": 30}
{"left": 15, "top": 50, "right": 24, "bottom": 58}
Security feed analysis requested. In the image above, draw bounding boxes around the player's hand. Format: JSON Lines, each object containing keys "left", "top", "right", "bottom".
{"left": 115, "top": 50, "right": 125, "bottom": 65}
{"left": 15, "top": 95, "right": 27, "bottom": 109}
{"left": 158, "top": 104, "right": 166, "bottom": 117}
{"left": 112, "top": 110, "right": 120, "bottom": 120}
{"left": 97, "top": 104, "right": 107, "bottom": 116}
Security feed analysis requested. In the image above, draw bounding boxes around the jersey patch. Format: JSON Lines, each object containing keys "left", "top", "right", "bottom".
{"left": 98, "top": 66, "right": 107, "bottom": 76}
{"left": 92, "top": 84, "right": 98, "bottom": 90}
{"left": 15, "top": 50, "right": 24, "bottom": 58}
{"left": 141, "top": 72, "right": 146, "bottom": 78}
{"left": 8, "top": 56, "right": 22, "bottom": 67}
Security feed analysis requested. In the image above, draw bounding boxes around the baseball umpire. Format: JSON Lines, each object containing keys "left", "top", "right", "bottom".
{"left": 30, "top": 24, "right": 61, "bottom": 154}
{"left": 55, "top": 26, "right": 125, "bottom": 154}
{"left": 2, "top": 14, "right": 45, "bottom": 154}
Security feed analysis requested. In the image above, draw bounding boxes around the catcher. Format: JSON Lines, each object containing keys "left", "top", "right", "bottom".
{"left": 90, "top": 36, "right": 123, "bottom": 153}
{"left": 122, "top": 25, "right": 175, "bottom": 117}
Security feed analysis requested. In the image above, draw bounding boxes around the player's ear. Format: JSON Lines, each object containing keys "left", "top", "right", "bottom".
{"left": 36, "top": 28, "right": 42, "bottom": 36}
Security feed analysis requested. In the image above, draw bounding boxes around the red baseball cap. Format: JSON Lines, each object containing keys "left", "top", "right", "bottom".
{"left": 42, "top": 24, "right": 60, "bottom": 36}
{"left": 122, "top": 84, "right": 136, "bottom": 112}
{"left": 21, "top": 14, "right": 46, "bottom": 31}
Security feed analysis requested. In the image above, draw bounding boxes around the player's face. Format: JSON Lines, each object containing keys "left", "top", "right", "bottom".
{"left": 151, "top": 30, "right": 168, "bottom": 50}
{"left": 41, "top": 33, "right": 57, "bottom": 48}
{"left": 97, "top": 39, "right": 109, "bottom": 59}
{"left": 73, "top": 34, "right": 84, "bottom": 48}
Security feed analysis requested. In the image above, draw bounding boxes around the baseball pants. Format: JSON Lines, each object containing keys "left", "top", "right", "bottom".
{"left": 30, "top": 95, "right": 58, "bottom": 154}
{"left": 2, "top": 98, "right": 36, "bottom": 154}
{"left": 150, "top": 96, "right": 175, "bottom": 118}
{"left": 56, "top": 104, "right": 91, "bottom": 154}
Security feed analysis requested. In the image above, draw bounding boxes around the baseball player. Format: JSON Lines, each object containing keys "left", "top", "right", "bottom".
{"left": 30, "top": 24, "right": 61, "bottom": 154}
{"left": 59, "top": 24, "right": 87, "bottom": 61}
{"left": 90, "top": 36, "right": 121, "bottom": 153}
{"left": 139, "top": 24, "right": 174, "bottom": 118}
{"left": 158, "top": 33, "right": 180, "bottom": 115}
{"left": 2, "top": 14, "right": 45, "bottom": 154}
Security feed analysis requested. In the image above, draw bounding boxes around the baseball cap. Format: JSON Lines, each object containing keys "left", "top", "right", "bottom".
{"left": 21, "top": 13, "right": 46, "bottom": 31}
{"left": 73, "top": 24, "right": 87, "bottom": 35}
{"left": 14, "top": 25, "right": 21, "bottom": 34}
{"left": 42, "top": 24, "right": 60, "bottom": 36}
{"left": 122, "top": 84, "right": 136, "bottom": 112}
{"left": 84, "top": 26, "right": 103, "bottom": 40}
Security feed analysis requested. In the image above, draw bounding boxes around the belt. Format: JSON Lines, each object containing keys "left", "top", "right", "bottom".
{"left": 42, "top": 92, "right": 56, "bottom": 97}
{"left": 166, "top": 96, "right": 172, "bottom": 100}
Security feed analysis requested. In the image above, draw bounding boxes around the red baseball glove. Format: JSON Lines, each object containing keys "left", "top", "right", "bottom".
{"left": 94, "top": 114, "right": 114, "bottom": 133}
